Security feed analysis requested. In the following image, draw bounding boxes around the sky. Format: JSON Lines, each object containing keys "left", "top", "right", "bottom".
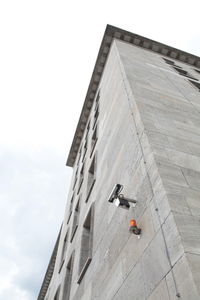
{"left": 0, "top": 0, "right": 200, "bottom": 299}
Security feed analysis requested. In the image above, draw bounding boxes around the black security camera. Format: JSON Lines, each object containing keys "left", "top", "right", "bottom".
{"left": 108, "top": 184, "right": 137, "bottom": 210}
{"left": 108, "top": 184, "right": 123, "bottom": 203}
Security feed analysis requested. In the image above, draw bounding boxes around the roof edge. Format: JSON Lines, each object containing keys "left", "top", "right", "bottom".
{"left": 66, "top": 24, "right": 200, "bottom": 167}
{"left": 37, "top": 226, "right": 62, "bottom": 300}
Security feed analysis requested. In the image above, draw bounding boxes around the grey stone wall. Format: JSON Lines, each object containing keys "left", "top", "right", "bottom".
{"left": 45, "top": 40, "right": 200, "bottom": 300}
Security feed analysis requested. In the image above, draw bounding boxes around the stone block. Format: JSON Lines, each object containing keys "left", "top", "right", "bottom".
{"left": 113, "top": 262, "right": 145, "bottom": 300}
{"left": 166, "top": 254, "right": 200, "bottom": 300}
{"left": 138, "top": 207, "right": 156, "bottom": 255}
{"left": 142, "top": 229, "right": 171, "bottom": 298}
{"left": 98, "top": 258, "right": 124, "bottom": 300}
{"left": 166, "top": 148, "right": 200, "bottom": 172}
{"left": 121, "top": 234, "right": 140, "bottom": 279}
{"left": 187, "top": 252, "right": 200, "bottom": 296}
{"left": 162, "top": 212, "right": 184, "bottom": 266}
{"left": 181, "top": 167, "right": 200, "bottom": 190}
{"left": 173, "top": 213, "right": 200, "bottom": 255}
{"left": 147, "top": 278, "right": 170, "bottom": 300}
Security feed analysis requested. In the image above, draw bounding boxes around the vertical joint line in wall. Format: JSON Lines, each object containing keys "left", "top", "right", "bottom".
{"left": 115, "top": 50, "right": 180, "bottom": 298}
{"left": 155, "top": 209, "right": 180, "bottom": 298}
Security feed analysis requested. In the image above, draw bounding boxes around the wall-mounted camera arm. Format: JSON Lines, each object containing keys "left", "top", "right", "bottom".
{"left": 118, "top": 194, "right": 137, "bottom": 204}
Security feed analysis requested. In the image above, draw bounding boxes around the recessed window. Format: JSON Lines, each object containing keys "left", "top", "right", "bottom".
{"left": 86, "top": 155, "right": 96, "bottom": 202}
{"left": 59, "top": 231, "right": 68, "bottom": 272}
{"left": 70, "top": 199, "right": 80, "bottom": 242}
{"left": 62, "top": 252, "right": 75, "bottom": 300}
{"left": 163, "top": 58, "right": 198, "bottom": 81}
{"left": 93, "top": 106, "right": 99, "bottom": 129}
{"left": 73, "top": 168, "right": 78, "bottom": 190}
{"left": 189, "top": 80, "right": 200, "bottom": 91}
{"left": 77, "top": 204, "right": 94, "bottom": 284}
{"left": 77, "top": 147, "right": 82, "bottom": 166}
{"left": 95, "top": 91, "right": 100, "bottom": 109}
{"left": 93, "top": 92, "right": 100, "bottom": 129}
{"left": 194, "top": 69, "right": 200, "bottom": 74}
{"left": 77, "top": 163, "right": 84, "bottom": 195}
{"left": 172, "top": 66, "right": 197, "bottom": 80}
{"left": 85, "top": 121, "right": 90, "bottom": 141}
{"left": 67, "top": 194, "right": 74, "bottom": 223}
{"left": 54, "top": 286, "right": 61, "bottom": 300}
{"left": 82, "top": 139, "right": 88, "bottom": 162}
{"left": 90, "top": 125, "right": 98, "bottom": 157}
{"left": 163, "top": 58, "right": 175, "bottom": 65}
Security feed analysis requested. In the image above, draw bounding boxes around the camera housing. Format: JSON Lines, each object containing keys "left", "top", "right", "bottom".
{"left": 108, "top": 184, "right": 137, "bottom": 210}
{"left": 108, "top": 184, "right": 123, "bottom": 203}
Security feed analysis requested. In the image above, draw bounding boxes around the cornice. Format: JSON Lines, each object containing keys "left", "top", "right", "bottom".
{"left": 66, "top": 24, "right": 200, "bottom": 167}
{"left": 37, "top": 227, "right": 61, "bottom": 300}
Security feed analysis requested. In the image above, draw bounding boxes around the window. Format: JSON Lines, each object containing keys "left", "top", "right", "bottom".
{"left": 85, "top": 121, "right": 90, "bottom": 140}
{"left": 163, "top": 58, "right": 175, "bottom": 65}
{"left": 93, "top": 105, "right": 99, "bottom": 129}
{"left": 67, "top": 194, "right": 74, "bottom": 223}
{"left": 82, "top": 139, "right": 88, "bottom": 162}
{"left": 163, "top": 57, "right": 198, "bottom": 81}
{"left": 90, "top": 124, "right": 98, "bottom": 157}
{"left": 54, "top": 286, "right": 61, "bottom": 300}
{"left": 70, "top": 199, "right": 80, "bottom": 242}
{"left": 61, "top": 252, "right": 75, "bottom": 300}
{"left": 73, "top": 168, "right": 78, "bottom": 190}
{"left": 77, "top": 204, "right": 94, "bottom": 284}
{"left": 194, "top": 69, "right": 200, "bottom": 74}
{"left": 86, "top": 155, "right": 96, "bottom": 202}
{"left": 77, "top": 147, "right": 82, "bottom": 166}
{"left": 172, "top": 66, "right": 197, "bottom": 80}
{"left": 93, "top": 92, "right": 100, "bottom": 129}
{"left": 77, "top": 162, "right": 84, "bottom": 195}
{"left": 59, "top": 231, "right": 68, "bottom": 272}
{"left": 163, "top": 57, "right": 200, "bottom": 89}
{"left": 189, "top": 80, "right": 200, "bottom": 91}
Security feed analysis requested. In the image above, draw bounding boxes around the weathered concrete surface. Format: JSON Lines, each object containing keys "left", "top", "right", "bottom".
{"left": 117, "top": 39, "right": 200, "bottom": 299}
{"left": 41, "top": 38, "right": 200, "bottom": 300}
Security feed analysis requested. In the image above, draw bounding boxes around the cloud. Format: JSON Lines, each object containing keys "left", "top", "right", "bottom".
{"left": 0, "top": 146, "right": 72, "bottom": 300}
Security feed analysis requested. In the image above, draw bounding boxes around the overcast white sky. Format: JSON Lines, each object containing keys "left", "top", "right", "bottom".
{"left": 0, "top": 0, "right": 200, "bottom": 299}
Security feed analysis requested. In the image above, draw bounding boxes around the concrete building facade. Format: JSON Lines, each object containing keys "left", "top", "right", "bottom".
{"left": 38, "top": 25, "right": 200, "bottom": 300}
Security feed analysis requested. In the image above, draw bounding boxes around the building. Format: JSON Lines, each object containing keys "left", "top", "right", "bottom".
{"left": 38, "top": 25, "right": 200, "bottom": 300}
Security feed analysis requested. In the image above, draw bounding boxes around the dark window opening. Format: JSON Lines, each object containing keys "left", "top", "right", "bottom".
{"left": 173, "top": 66, "right": 197, "bottom": 80}
{"left": 77, "top": 163, "right": 84, "bottom": 195}
{"left": 194, "top": 69, "right": 200, "bottom": 74}
{"left": 189, "top": 80, "right": 200, "bottom": 91}
{"left": 77, "top": 147, "right": 82, "bottom": 166}
{"left": 163, "top": 58, "right": 175, "bottom": 65}
{"left": 93, "top": 106, "right": 99, "bottom": 129}
{"left": 73, "top": 168, "right": 78, "bottom": 190}
{"left": 93, "top": 92, "right": 100, "bottom": 130}
{"left": 67, "top": 194, "right": 74, "bottom": 223}
{"left": 77, "top": 204, "right": 94, "bottom": 284}
{"left": 54, "top": 286, "right": 61, "bottom": 300}
{"left": 95, "top": 91, "right": 100, "bottom": 110}
{"left": 61, "top": 252, "right": 75, "bottom": 300}
{"left": 82, "top": 139, "right": 88, "bottom": 162}
{"left": 59, "top": 231, "right": 68, "bottom": 272}
{"left": 90, "top": 125, "right": 98, "bottom": 157}
{"left": 70, "top": 199, "right": 80, "bottom": 242}
{"left": 86, "top": 156, "right": 96, "bottom": 202}
{"left": 85, "top": 121, "right": 90, "bottom": 141}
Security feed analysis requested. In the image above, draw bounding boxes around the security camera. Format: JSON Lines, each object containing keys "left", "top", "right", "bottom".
{"left": 108, "top": 184, "right": 137, "bottom": 210}
{"left": 108, "top": 184, "right": 123, "bottom": 203}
